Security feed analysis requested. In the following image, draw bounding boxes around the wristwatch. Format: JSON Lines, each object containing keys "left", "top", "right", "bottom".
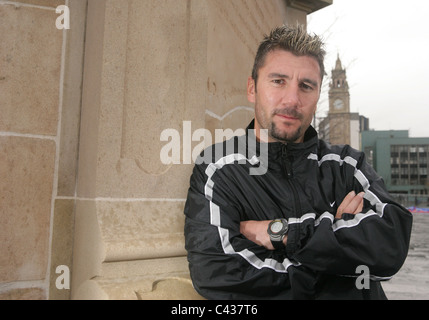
{"left": 267, "top": 218, "right": 288, "bottom": 249}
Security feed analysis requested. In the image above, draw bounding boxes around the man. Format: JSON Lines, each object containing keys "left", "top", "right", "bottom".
{"left": 184, "top": 25, "right": 412, "bottom": 299}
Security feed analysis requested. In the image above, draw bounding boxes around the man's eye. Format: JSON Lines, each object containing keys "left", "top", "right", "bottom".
{"left": 300, "top": 83, "right": 313, "bottom": 91}
{"left": 272, "top": 79, "right": 285, "bottom": 85}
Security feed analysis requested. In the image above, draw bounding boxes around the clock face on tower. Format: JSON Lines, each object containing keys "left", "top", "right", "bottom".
{"left": 334, "top": 99, "right": 344, "bottom": 111}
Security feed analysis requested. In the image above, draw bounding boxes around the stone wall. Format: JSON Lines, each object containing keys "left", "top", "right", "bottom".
{"left": 0, "top": 0, "right": 87, "bottom": 300}
{"left": 0, "top": 0, "right": 331, "bottom": 300}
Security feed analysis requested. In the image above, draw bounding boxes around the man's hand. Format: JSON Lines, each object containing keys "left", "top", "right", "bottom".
{"left": 335, "top": 191, "right": 365, "bottom": 219}
{"left": 240, "top": 220, "right": 276, "bottom": 250}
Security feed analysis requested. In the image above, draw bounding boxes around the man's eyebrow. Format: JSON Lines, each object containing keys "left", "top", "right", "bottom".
{"left": 301, "top": 78, "right": 319, "bottom": 88}
{"left": 268, "top": 73, "right": 290, "bottom": 79}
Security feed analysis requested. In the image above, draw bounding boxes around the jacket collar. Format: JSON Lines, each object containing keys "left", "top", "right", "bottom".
{"left": 246, "top": 119, "right": 318, "bottom": 162}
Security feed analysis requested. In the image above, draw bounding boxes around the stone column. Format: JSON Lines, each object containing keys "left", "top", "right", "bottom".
{"left": 72, "top": 0, "right": 208, "bottom": 299}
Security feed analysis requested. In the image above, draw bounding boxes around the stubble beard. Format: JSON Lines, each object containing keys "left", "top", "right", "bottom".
{"left": 270, "top": 120, "right": 302, "bottom": 144}
{"left": 256, "top": 105, "right": 304, "bottom": 144}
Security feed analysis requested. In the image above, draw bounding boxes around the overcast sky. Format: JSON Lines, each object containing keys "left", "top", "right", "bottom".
{"left": 307, "top": 0, "right": 429, "bottom": 137}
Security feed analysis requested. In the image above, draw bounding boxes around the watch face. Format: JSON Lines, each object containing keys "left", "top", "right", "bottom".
{"left": 271, "top": 221, "right": 283, "bottom": 233}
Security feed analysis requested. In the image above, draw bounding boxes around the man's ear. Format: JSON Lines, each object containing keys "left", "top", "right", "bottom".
{"left": 247, "top": 76, "right": 256, "bottom": 103}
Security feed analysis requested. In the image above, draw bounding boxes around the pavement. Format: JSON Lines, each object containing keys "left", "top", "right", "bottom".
{"left": 382, "top": 211, "right": 429, "bottom": 300}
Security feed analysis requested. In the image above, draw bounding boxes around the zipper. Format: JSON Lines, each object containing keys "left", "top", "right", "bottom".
{"left": 282, "top": 145, "right": 292, "bottom": 178}
{"left": 281, "top": 144, "right": 301, "bottom": 218}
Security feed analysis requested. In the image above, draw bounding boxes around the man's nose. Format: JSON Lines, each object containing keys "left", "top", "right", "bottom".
{"left": 281, "top": 83, "right": 300, "bottom": 107}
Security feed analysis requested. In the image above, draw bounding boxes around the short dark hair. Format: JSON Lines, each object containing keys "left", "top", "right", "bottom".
{"left": 251, "top": 25, "right": 326, "bottom": 86}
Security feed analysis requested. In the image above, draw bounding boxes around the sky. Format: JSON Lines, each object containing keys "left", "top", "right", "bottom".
{"left": 307, "top": 0, "right": 429, "bottom": 137}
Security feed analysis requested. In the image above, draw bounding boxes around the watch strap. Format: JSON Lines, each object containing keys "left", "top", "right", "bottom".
{"left": 271, "top": 236, "right": 285, "bottom": 250}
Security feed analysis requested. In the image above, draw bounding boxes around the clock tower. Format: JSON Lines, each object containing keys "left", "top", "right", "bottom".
{"left": 329, "top": 54, "right": 350, "bottom": 113}
{"left": 318, "top": 54, "right": 363, "bottom": 149}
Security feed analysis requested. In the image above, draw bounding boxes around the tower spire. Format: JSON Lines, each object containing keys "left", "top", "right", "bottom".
{"left": 335, "top": 53, "right": 343, "bottom": 70}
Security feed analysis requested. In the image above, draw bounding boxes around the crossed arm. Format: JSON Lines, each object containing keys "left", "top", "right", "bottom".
{"left": 240, "top": 191, "right": 365, "bottom": 250}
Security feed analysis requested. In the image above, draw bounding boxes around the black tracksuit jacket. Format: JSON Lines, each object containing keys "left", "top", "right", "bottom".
{"left": 184, "top": 121, "right": 413, "bottom": 300}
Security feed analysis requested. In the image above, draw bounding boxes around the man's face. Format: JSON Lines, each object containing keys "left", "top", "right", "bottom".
{"left": 247, "top": 49, "right": 321, "bottom": 144}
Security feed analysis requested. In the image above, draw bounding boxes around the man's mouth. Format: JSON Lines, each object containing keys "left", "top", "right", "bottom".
{"left": 273, "top": 108, "right": 302, "bottom": 121}
{"left": 275, "top": 113, "right": 300, "bottom": 121}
